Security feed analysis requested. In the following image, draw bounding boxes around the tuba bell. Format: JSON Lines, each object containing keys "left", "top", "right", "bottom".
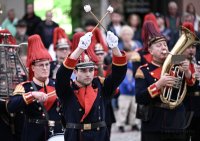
{"left": 160, "top": 26, "right": 200, "bottom": 109}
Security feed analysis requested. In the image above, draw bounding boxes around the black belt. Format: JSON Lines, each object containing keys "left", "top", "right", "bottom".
{"left": 66, "top": 121, "right": 106, "bottom": 130}
{"left": 28, "top": 119, "right": 61, "bottom": 127}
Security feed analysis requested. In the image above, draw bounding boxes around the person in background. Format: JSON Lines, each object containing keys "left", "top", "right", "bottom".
{"left": 165, "top": 1, "right": 181, "bottom": 32}
{"left": 155, "top": 12, "right": 174, "bottom": 50}
{"left": 15, "top": 19, "right": 28, "bottom": 44}
{"left": 22, "top": 3, "right": 41, "bottom": 36}
{"left": 2, "top": 9, "right": 18, "bottom": 36}
{"left": 84, "top": 19, "right": 97, "bottom": 32}
{"left": 117, "top": 63, "right": 140, "bottom": 132}
{"left": 127, "top": 13, "right": 142, "bottom": 42}
{"left": 50, "top": 27, "right": 71, "bottom": 80}
{"left": 186, "top": 3, "right": 200, "bottom": 32}
{"left": 118, "top": 25, "right": 142, "bottom": 53}
{"left": 36, "top": 10, "right": 59, "bottom": 50}
{"left": 181, "top": 22, "right": 200, "bottom": 141}
{"left": 107, "top": 10, "right": 124, "bottom": 38}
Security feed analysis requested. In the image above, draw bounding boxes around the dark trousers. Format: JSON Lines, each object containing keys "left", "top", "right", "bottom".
{"left": 186, "top": 117, "right": 200, "bottom": 141}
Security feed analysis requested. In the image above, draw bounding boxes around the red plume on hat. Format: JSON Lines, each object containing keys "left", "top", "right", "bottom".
{"left": 0, "top": 29, "right": 16, "bottom": 44}
{"left": 53, "top": 27, "right": 71, "bottom": 51}
{"left": 91, "top": 27, "right": 108, "bottom": 52}
{"left": 71, "top": 32, "right": 99, "bottom": 64}
{"left": 182, "top": 22, "right": 195, "bottom": 33}
{"left": 142, "top": 13, "right": 160, "bottom": 47}
{"left": 26, "top": 34, "right": 52, "bottom": 80}
{"left": 143, "top": 21, "right": 165, "bottom": 49}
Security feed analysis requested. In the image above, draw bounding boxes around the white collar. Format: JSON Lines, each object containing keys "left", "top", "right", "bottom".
{"left": 33, "top": 77, "right": 49, "bottom": 87}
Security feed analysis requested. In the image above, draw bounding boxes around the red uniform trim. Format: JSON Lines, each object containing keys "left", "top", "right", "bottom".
{"left": 112, "top": 51, "right": 127, "bottom": 66}
{"left": 74, "top": 85, "right": 98, "bottom": 122}
{"left": 143, "top": 53, "right": 152, "bottom": 63}
{"left": 186, "top": 64, "right": 196, "bottom": 86}
{"left": 63, "top": 57, "right": 78, "bottom": 69}
{"left": 23, "top": 92, "right": 35, "bottom": 105}
{"left": 149, "top": 67, "right": 162, "bottom": 80}
{"left": 148, "top": 83, "right": 160, "bottom": 98}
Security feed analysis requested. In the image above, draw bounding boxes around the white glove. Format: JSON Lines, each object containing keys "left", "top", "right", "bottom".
{"left": 78, "top": 32, "right": 93, "bottom": 50}
{"left": 106, "top": 31, "right": 118, "bottom": 48}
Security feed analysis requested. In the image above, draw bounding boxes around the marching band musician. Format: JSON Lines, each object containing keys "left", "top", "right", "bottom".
{"left": 7, "top": 35, "right": 63, "bottom": 141}
{"left": 131, "top": 13, "right": 158, "bottom": 76}
{"left": 50, "top": 27, "right": 72, "bottom": 80}
{"left": 0, "top": 29, "right": 20, "bottom": 141}
{"left": 55, "top": 31, "right": 127, "bottom": 141}
{"left": 135, "top": 21, "right": 195, "bottom": 141}
{"left": 93, "top": 43, "right": 118, "bottom": 137}
{"left": 182, "top": 22, "right": 200, "bottom": 141}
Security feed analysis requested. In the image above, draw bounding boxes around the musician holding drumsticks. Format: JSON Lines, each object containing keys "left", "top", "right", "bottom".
{"left": 55, "top": 30, "right": 127, "bottom": 141}
{"left": 6, "top": 35, "right": 63, "bottom": 141}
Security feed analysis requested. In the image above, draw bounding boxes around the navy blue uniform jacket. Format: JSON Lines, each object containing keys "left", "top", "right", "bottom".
{"left": 55, "top": 52, "right": 127, "bottom": 141}
{"left": 135, "top": 62, "right": 195, "bottom": 132}
{"left": 7, "top": 78, "right": 62, "bottom": 141}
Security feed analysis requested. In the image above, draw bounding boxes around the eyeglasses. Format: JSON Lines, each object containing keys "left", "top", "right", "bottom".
{"left": 34, "top": 63, "right": 50, "bottom": 69}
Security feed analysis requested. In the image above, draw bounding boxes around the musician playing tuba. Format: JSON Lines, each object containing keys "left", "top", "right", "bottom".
{"left": 135, "top": 21, "right": 195, "bottom": 141}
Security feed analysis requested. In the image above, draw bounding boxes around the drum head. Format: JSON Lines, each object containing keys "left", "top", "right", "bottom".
{"left": 48, "top": 133, "right": 64, "bottom": 141}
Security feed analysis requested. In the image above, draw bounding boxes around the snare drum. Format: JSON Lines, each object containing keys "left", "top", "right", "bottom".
{"left": 48, "top": 133, "right": 64, "bottom": 141}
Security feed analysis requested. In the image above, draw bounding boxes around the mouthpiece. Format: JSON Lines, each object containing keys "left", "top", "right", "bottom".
{"left": 162, "top": 50, "right": 173, "bottom": 55}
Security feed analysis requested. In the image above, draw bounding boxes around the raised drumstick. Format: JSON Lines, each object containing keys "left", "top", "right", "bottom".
{"left": 91, "top": 5, "right": 113, "bottom": 33}
{"left": 84, "top": 5, "right": 107, "bottom": 32}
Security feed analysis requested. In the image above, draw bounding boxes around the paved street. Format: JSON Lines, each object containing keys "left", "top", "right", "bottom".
{"left": 110, "top": 124, "right": 141, "bottom": 141}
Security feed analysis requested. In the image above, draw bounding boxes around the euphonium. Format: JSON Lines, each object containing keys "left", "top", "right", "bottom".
{"left": 160, "top": 26, "right": 200, "bottom": 109}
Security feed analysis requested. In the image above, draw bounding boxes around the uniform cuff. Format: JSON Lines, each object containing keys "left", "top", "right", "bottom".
{"left": 186, "top": 73, "right": 196, "bottom": 86}
{"left": 112, "top": 51, "right": 127, "bottom": 66}
{"left": 148, "top": 84, "right": 160, "bottom": 98}
{"left": 63, "top": 57, "right": 78, "bottom": 69}
{"left": 22, "top": 92, "right": 35, "bottom": 105}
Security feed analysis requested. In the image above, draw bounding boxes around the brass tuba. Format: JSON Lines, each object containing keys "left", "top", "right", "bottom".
{"left": 160, "top": 26, "right": 200, "bottom": 109}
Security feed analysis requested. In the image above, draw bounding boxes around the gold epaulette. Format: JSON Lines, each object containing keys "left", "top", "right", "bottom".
{"left": 98, "top": 76, "right": 105, "bottom": 85}
{"left": 129, "top": 51, "right": 141, "bottom": 62}
{"left": 135, "top": 64, "right": 148, "bottom": 79}
{"left": 13, "top": 82, "right": 27, "bottom": 96}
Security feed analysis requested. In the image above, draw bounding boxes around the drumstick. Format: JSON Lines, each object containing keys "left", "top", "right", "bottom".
{"left": 46, "top": 90, "right": 57, "bottom": 98}
{"left": 91, "top": 5, "right": 113, "bottom": 33}
{"left": 84, "top": 5, "right": 107, "bottom": 32}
